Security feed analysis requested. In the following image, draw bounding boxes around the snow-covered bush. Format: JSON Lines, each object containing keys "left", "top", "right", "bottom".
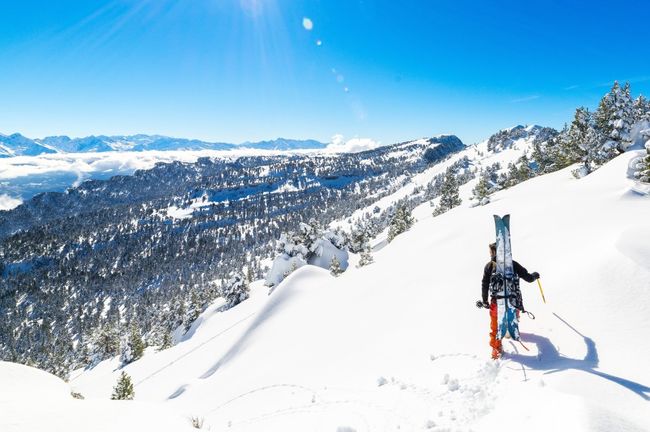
{"left": 265, "top": 220, "right": 349, "bottom": 286}
{"left": 190, "top": 416, "right": 205, "bottom": 429}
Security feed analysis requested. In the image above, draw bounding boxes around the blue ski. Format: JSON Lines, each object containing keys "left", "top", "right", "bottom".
{"left": 493, "top": 214, "right": 521, "bottom": 341}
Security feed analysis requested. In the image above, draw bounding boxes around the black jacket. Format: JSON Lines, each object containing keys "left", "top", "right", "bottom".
{"left": 481, "top": 259, "right": 536, "bottom": 303}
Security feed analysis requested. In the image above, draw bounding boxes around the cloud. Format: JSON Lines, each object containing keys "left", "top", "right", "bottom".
{"left": 0, "top": 194, "right": 22, "bottom": 211}
{"left": 325, "top": 135, "right": 381, "bottom": 153}
{"left": 0, "top": 148, "right": 308, "bottom": 203}
{"left": 511, "top": 95, "right": 541, "bottom": 103}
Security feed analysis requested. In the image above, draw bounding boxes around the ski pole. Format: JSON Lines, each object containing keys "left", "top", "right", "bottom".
{"left": 537, "top": 279, "right": 546, "bottom": 303}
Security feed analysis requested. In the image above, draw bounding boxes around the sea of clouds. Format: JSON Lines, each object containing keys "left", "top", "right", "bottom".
{"left": 0, "top": 136, "right": 382, "bottom": 210}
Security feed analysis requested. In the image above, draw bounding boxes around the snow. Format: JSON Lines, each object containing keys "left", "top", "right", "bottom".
{"left": 333, "top": 131, "right": 536, "bottom": 233}
{"left": 165, "top": 193, "right": 217, "bottom": 220}
{"left": 265, "top": 235, "right": 349, "bottom": 287}
{"left": 0, "top": 361, "right": 195, "bottom": 432}
{"left": 3, "top": 151, "right": 650, "bottom": 431}
{"left": 165, "top": 205, "right": 195, "bottom": 220}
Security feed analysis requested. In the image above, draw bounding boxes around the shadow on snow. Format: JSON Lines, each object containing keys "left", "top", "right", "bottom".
{"left": 505, "top": 313, "right": 649, "bottom": 401}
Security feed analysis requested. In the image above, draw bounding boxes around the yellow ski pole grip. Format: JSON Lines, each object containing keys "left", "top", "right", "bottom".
{"left": 537, "top": 279, "right": 546, "bottom": 303}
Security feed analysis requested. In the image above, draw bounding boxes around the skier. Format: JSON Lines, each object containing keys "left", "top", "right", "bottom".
{"left": 477, "top": 242, "right": 539, "bottom": 359}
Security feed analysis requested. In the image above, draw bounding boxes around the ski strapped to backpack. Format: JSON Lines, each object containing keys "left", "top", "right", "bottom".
{"left": 491, "top": 214, "right": 529, "bottom": 341}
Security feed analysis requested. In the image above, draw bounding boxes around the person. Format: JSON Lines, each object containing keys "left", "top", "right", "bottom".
{"left": 478, "top": 242, "right": 539, "bottom": 359}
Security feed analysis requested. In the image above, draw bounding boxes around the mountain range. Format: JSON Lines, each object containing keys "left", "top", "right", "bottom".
{"left": 0, "top": 133, "right": 327, "bottom": 157}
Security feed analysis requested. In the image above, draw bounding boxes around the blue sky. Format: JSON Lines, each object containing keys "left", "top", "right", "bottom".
{"left": 1, "top": 0, "right": 650, "bottom": 145}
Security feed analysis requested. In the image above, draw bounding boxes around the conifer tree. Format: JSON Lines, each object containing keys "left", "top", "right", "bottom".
{"left": 158, "top": 332, "right": 172, "bottom": 351}
{"left": 471, "top": 172, "right": 492, "bottom": 205}
{"left": 547, "top": 124, "right": 572, "bottom": 169}
{"left": 357, "top": 249, "right": 374, "bottom": 267}
{"left": 96, "top": 325, "right": 121, "bottom": 359}
{"left": 329, "top": 255, "right": 344, "bottom": 277}
{"left": 563, "top": 107, "right": 592, "bottom": 166}
{"left": 637, "top": 134, "right": 650, "bottom": 183}
{"left": 122, "top": 325, "right": 145, "bottom": 364}
{"left": 387, "top": 205, "right": 414, "bottom": 241}
{"left": 185, "top": 291, "right": 203, "bottom": 331}
{"left": 433, "top": 171, "right": 462, "bottom": 216}
{"left": 111, "top": 371, "right": 135, "bottom": 400}
{"left": 632, "top": 95, "right": 650, "bottom": 123}
{"left": 222, "top": 272, "right": 250, "bottom": 308}
{"left": 612, "top": 82, "right": 635, "bottom": 151}
{"left": 594, "top": 82, "right": 616, "bottom": 141}
{"left": 594, "top": 81, "right": 634, "bottom": 159}
{"left": 348, "top": 221, "right": 370, "bottom": 253}
{"left": 515, "top": 154, "right": 534, "bottom": 182}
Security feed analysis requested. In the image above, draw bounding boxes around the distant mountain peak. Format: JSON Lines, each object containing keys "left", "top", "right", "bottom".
{"left": 2, "top": 133, "right": 328, "bottom": 156}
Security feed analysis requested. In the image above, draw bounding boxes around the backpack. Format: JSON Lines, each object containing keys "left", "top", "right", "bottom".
{"left": 489, "top": 260, "right": 526, "bottom": 312}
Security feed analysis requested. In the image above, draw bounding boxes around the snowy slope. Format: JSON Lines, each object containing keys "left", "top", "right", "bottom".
{"left": 0, "top": 361, "right": 195, "bottom": 432}
{"left": 61, "top": 151, "right": 650, "bottom": 432}
{"left": 334, "top": 127, "right": 536, "bottom": 233}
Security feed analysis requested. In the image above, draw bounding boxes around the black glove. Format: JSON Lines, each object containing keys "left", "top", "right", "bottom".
{"left": 476, "top": 300, "right": 489, "bottom": 309}
{"left": 531, "top": 272, "right": 540, "bottom": 280}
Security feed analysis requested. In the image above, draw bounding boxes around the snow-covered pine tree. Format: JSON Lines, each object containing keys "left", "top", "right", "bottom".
{"left": 643, "top": 141, "right": 650, "bottom": 183}
{"left": 515, "top": 154, "right": 535, "bottom": 182}
{"left": 357, "top": 249, "right": 374, "bottom": 267}
{"left": 185, "top": 291, "right": 203, "bottom": 332}
{"left": 612, "top": 82, "right": 635, "bottom": 152}
{"left": 122, "top": 325, "right": 145, "bottom": 364}
{"left": 594, "top": 81, "right": 634, "bottom": 159}
{"left": 563, "top": 107, "right": 592, "bottom": 165}
{"left": 471, "top": 172, "right": 492, "bottom": 206}
{"left": 632, "top": 95, "right": 650, "bottom": 123}
{"left": 636, "top": 132, "right": 650, "bottom": 183}
{"left": 222, "top": 272, "right": 250, "bottom": 308}
{"left": 298, "top": 219, "right": 323, "bottom": 259}
{"left": 158, "top": 331, "right": 172, "bottom": 351}
{"left": 348, "top": 224, "right": 368, "bottom": 253}
{"left": 594, "top": 83, "right": 616, "bottom": 140}
{"left": 387, "top": 204, "right": 414, "bottom": 242}
{"left": 544, "top": 124, "right": 570, "bottom": 169}
{"left": 95, "top": 325, "right": 121, "bottom": 360}
{"left": 559, "top": 106, "right": 604, "bottom": 176}
{"left": 111, "top": 371, "right": 135, "bottom": 400}
{"left": 329, "top": 255, "right": 344, "bottom": 277}
{"left": 433, "top": 170, "right": 461, "bottom": 216}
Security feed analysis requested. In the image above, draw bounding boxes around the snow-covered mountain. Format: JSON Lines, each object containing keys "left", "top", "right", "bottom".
{"left": 8, "top": 148, "right": 646, "bottom": 432}
{"left": 2, "top": 111, "right": 649, "bottom": 431}
{"left": 239, "top": 138, "right": 327, "bottom": 151}
{"left": 0, "top": 132, "right": 471, "bottom": 379}
{"left": 0, "top": 133, "right": 58, "bottom": 158}
{"left": 0, "top": 133, "right": 327, "bottom": 156}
